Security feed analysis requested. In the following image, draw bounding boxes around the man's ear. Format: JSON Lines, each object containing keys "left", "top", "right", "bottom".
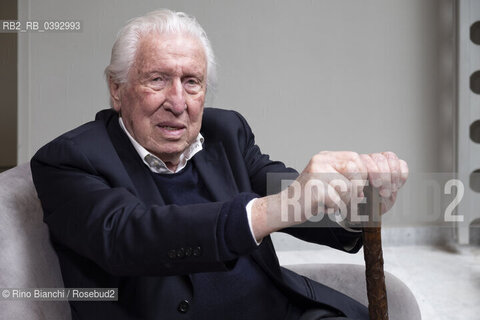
{"left": 108, "top": 77, "right": 122, "bottom": 112}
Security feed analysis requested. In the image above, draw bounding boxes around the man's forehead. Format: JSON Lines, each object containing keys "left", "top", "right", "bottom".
{"left": 134, "top": 32, "right": 207, "bottom": 73}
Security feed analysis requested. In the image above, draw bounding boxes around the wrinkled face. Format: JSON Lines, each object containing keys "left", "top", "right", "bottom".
{"left": 109, "top": 32, "right": 207, "bottom": 167}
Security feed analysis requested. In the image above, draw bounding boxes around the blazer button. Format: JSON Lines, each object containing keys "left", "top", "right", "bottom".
{"left": 176, "top": 248, "right": 185, "bottom": 259}
{"left": 177, "top": 299, "right": 190, "bottom": 313}
{"left": 167, "top": 249, "right": 176, "bottom": 259}
{"left": 193, "top": 246, "right": 202, "bottom": 257}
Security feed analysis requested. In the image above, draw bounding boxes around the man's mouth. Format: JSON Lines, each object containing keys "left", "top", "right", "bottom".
{"left": 157, "top": 123, "right": 186, "bottom": 138}
{"left": 161, "top": 126, "right": 182, "bottom": 131}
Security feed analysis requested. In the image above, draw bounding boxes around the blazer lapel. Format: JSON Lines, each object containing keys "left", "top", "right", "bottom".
{"left": 104, "top": 111, "right": 166, "bottom": 206}
{"left": 193, "top": 141, "right": 239, "bottom": 202}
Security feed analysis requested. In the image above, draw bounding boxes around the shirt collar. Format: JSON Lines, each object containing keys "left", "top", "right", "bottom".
{"left": 118, "top": 117, "right": 204, "bottom": 174}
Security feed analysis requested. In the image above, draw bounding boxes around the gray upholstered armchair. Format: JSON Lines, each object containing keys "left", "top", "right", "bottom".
{"left": 0, "top": 164, "right": 421, "bottom": 319}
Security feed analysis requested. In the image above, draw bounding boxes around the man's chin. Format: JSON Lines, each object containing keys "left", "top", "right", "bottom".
{"left": 151, "top": 145, "right": 185, "bottom": 163}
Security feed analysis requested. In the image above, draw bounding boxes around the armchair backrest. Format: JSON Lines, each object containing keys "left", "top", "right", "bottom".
{"left": 0, "top": 163, "right": 71, "bottom": 319}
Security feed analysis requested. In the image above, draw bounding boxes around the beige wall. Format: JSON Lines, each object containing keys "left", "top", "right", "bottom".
{"left": 18, "top": 0, "right": 456, "bottom": 173}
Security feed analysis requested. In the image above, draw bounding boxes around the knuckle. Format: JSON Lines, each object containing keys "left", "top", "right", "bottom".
{"left": 347, "top": 151, "right": 360, "bottom": 160}
{"left": 359, "top": 154, "right": 369, "bottom": 165}
{"left": 312, "top": 153, "right": 325, "bottom": 163}
{"left": 346, "top": 160, "right": 357, "bottom": 172}
{"left": 308, "top": 156, "right": 319, "bottom": 167}
{"left": 371, "top": 152, "right": 382, "bottom": 160}
{"left": 383, "top": 151, "right": 398, "bottom": 159}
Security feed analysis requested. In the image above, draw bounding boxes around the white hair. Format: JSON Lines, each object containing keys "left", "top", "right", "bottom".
{"left": 105, "top": 9, "right": 216, "bottom": 91}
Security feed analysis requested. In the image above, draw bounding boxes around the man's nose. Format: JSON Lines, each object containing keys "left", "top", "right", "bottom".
{"left": 163, "top": 78, "right": 186, "bottom": 115}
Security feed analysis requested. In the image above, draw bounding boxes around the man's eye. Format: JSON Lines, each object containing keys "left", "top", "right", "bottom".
{"left": 149, "top": 77, "right": 166, "bottom": 89}
{"left": 186, "top": 79, "right": 199, "bottom": 85}
{"left": 182, "top": 78, "right": 201, "bottom": 92}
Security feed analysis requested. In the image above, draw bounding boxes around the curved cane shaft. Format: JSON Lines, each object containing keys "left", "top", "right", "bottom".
{"left": 363, "top": 226, "right": 388, "bottom": 320}
{"left": 362, "top": 187, "right": 388, "bottom": 320}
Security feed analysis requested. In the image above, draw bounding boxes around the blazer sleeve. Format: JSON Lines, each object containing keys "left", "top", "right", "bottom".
{"left": 232, "top": 111, "right": 363, "bottom": 253}
{"left": 31, "top": 135, "right": 259, "bottom": 277}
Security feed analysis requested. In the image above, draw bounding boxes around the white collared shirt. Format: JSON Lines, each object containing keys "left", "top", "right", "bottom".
{"left": 119, "top": 117, "right": 204, "bottom": 174}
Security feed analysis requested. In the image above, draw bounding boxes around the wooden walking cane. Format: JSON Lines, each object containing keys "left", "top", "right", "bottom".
{"left": 362, "top": 186, "right": 388, "bottom": 320}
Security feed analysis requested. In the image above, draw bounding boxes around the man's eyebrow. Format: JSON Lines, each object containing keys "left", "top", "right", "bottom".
{"left": 140, "top": 70, "right": 165, "bottom": 78}
{"left": 138, "top": 68, "right": 205, "bottom": 81}
{"left": 183, "top": 72, "right": 205, "bottom": 80}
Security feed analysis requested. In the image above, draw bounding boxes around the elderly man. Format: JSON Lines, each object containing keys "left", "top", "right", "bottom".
{"left": 31, "top": 9, "right": 408, "bottom": 320}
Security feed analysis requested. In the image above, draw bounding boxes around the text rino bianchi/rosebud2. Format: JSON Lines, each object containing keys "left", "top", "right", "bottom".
{"left": 0, "top": 288, "right": 118, "bottom": 301}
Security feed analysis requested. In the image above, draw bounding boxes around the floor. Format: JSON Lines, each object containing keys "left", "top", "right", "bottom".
{"left": 277, "top": 244, "right": 480, "bottom": 320}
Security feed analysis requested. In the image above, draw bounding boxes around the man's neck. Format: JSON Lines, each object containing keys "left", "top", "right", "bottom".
{"left": 164, "top": 161, "right": 178, "bottom": 172}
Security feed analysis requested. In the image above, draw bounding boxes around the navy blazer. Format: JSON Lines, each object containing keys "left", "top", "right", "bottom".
{"left": 31, "top": 108, "right": 367, "bottom": 319}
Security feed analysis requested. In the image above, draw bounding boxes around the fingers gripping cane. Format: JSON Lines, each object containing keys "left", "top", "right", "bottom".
{"left": 362, "top": 186, "right": 388, "bottom": 320}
